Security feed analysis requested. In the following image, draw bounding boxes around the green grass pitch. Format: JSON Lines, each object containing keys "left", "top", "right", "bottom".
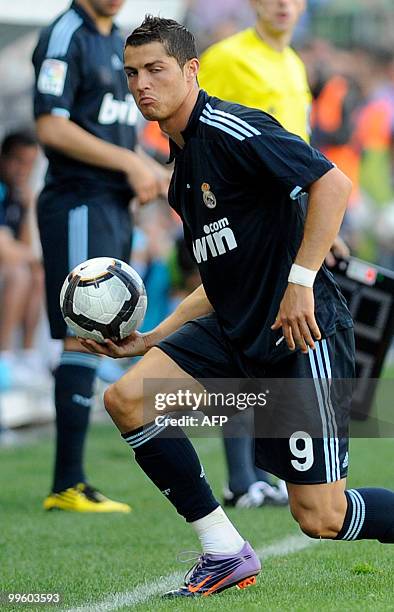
{"left": 1, "top": 420, "right": 393, "bottom": 611}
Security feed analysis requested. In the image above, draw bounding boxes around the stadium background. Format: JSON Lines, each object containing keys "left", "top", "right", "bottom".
{"left": 1, "top": 1, "right": 394, "bottom": 609}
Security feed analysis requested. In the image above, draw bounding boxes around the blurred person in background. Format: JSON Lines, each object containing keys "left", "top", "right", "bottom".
{"left": 351, "top": 45, "right": 394, "bottom": 268}
{"left": 310, "top": 47, "right": 362, "bottom": 201}
{"left": 168, "top": 230, "right": 201, "bottom": 305}
{"left": 0, "top": 131, "right": 47, "bottom": 387}
{"left": 32, "top": 0, "right": 167, "bottom": 513}
{"left": 309, "top": 44, "right": 364, "bottom": 253}
{"left": 199, "top": 0, "right": 310, "bottom": 142}
{"left": 135, "top": 203, "right": 174, "bottom": 332}
{"left": 139, "top": 119, "right": 170, "bottom": 165}
{"left": 183, "top": 0, "right": 254, "bottom": 52}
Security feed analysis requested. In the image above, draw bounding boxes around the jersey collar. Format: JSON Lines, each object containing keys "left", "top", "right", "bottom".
{"left": 71, "top": 1, "right": 118, "bottom": 33}
{"left": 168, "top": 89, "right": 209, "bottom": 162}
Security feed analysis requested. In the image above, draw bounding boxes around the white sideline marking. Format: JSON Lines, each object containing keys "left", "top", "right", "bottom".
{"left": 66, "top": 534, "right": 319, "bottom": 612}
{"left": 258, "top": 533, "right": 321, "bottom": 560}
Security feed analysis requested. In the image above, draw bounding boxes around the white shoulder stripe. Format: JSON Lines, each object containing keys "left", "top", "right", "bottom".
{"left": 206, "top": 102, "right": 261, "bottom": 136}
{"left": 199, "top": 116, "right": 245, "bottom": 141}
{"left": 202, "top": 108, "right": 253, "bottom": 138}
{"left": 47, "top": 10, "right": 83, "bottom": 58}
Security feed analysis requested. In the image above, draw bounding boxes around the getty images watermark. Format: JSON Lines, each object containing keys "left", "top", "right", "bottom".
{"left": 154, "top": 389, "right": 268, "bottom": 428}
{"left": 143, "top": 377, "right": 394, "bottom": 438}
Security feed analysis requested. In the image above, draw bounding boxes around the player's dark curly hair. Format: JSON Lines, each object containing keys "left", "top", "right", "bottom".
{"left": 125, "top": 15, "right": 197, "bottom": 68}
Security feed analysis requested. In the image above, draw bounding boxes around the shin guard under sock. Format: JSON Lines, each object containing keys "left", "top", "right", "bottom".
{"left": 122, "top": 422, "right": 219, "bottom": 522}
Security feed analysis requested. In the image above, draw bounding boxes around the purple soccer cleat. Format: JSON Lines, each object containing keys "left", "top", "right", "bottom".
{"left": 163, "top": 541, "right": 261, "bottom": 598}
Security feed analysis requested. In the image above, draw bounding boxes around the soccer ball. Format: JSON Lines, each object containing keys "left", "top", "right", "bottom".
{"left": 60, "top": 257, "right": 147, "bottom": 342}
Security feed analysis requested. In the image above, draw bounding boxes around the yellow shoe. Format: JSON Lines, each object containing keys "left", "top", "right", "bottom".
{"left": 43, "top": 483, "right": 131, "bottom": 513}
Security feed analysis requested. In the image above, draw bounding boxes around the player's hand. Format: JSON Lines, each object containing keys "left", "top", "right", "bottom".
{"left": 271, "top": 284, "right": 321, "bottom": 353}
{"left": 126, "top": 155, "right": 160, "bottom": 205}
{"left": 78, "top": 331, "right": 152, "bottom": 359}
{"left": 325, "top": 235, "right": 350, "bottom": 268}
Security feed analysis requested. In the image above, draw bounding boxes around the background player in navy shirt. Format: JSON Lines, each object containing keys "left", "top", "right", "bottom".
{"left": 82, "top": 17, "right": 394, "bottom": 597}
{"left": 32, "top": 1, "right": 168, "bottom": 513}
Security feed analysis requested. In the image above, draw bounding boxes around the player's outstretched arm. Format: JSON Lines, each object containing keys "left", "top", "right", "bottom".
{"left": 272, "top": 167, "right": 352, "bottom": 353}
{"left": 35, "top": 115, "right": 160, "bottom": 204}
{"left": 80, "top": 284, "right": 214, "bottom": 359}
{"left": 150, "top": 283, "right": 214, "bottom": 343}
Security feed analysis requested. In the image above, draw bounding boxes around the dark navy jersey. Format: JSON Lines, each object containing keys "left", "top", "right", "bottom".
{"left": 32, "top": 1, "right": 137, "bottom": 196}
{"left": 169, "top": 90, "right": 353, "bottom": 363}
{"left": 0, "top": 182, "right": 24, "bottom": 238}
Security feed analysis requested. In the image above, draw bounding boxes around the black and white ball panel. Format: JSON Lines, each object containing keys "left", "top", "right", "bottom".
{"left": 60, "top": 257, "right": 147, "bottom": 342}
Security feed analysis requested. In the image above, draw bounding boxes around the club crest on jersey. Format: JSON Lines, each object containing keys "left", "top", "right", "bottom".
{"left": 201, "top": 183, "right": 217, "bottom": 209}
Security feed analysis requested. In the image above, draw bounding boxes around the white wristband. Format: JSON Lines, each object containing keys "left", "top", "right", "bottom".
{"left": 288, "top": 264, "right": 317, "bottom": 288}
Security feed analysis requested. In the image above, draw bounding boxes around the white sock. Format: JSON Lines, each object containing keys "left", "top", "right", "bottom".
{"left": 191, "top": 506, "right": 245, "bottom": 555}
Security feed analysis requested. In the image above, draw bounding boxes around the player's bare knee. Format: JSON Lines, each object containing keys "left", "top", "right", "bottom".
{"left": 104, "top": 380, "right": 141, "bottom": 426}
{"left": 292, "top": 505, "right": 344, "bottom": 539}
{"left": 103, "top": 384, "right": 118, "bottom": 417}
{"left": 104, "top": 383, "right": 133, "bottom": 417}
{"left": 294, "top": 509, "right": 324, "bottom": 538}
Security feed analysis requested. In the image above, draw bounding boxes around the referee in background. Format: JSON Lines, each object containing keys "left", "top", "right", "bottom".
{"left": 199, "top": 0, "right": 348, "bottom": 508}
{"left": 199, "top": 0, "right": 310, "bottom": 142}
{"left": 32, "top": 0, "right": 167, "bottom": 512}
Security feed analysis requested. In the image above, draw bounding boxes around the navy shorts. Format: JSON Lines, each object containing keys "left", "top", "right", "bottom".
{"left": 38, "top": 188, "right": 132, "bottom": 339}
{"left": 158, "top": 314, "right": 355, "bottom": 484}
